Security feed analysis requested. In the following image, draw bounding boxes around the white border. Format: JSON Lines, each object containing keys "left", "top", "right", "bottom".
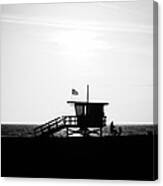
{"left": 0, "top": 0, "right": 136, "bottom": 4}
{"left": 0, "top": 0, "right": 162, "bottom": 185}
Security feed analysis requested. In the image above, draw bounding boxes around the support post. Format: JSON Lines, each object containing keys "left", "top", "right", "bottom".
{"left": 66, "top": 127, "right": 69, "bottom": 137}
{"left": 87, "top": 84, "right": 89, "bottom": 103}
{"left": 100, "top": 127, "right": 103, "bottom": 137}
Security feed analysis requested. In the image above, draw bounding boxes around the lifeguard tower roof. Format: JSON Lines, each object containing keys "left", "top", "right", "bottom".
{"left": 67, "top": 101, "right": 109, "bottom": 105}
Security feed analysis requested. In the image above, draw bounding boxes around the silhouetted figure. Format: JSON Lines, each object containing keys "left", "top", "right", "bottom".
{"left": 110, "top": 121, "right": 115, "bottom": 134}
{"left": 110, "top": 121, "right": 122, "bottom": 136}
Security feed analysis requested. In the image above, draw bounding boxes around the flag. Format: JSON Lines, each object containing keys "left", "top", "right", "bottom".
{"left": 72, "top": 89, "right": 79, "bottom": 95}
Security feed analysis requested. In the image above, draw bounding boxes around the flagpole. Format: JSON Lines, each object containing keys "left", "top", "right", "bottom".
{"left": 87, "top": 85, "right": 89, "bottom": 103}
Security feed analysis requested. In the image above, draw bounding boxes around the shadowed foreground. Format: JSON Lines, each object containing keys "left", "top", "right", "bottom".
{"left": 1, "top": 135, "right": 157, "bottom": 180}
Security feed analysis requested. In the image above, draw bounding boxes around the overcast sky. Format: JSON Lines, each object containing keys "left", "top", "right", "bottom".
{"left": 0, "top": 0, "right": 154, "bottom": 124}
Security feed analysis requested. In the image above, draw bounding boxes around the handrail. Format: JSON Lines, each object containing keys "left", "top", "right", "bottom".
{"left": 34, "top": 117, "right": 63, "bottom": 137}
{"left": 34, "top": 117, "right": 61, "bottom": 131}
{"left": 63, "top": 115, "right": 78, "bottom": 126}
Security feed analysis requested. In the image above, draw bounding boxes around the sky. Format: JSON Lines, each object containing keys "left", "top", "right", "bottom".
{"left": 0, "top": 0, "right": 154, "bottom": 125}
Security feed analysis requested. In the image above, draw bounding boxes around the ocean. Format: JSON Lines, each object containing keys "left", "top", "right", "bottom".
{"left": 1, "top": 124, "right": 157, "bottom": 137}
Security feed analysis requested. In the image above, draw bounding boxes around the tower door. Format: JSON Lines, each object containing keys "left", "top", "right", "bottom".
{"left": 75, "top": 104, "right": 87, "bottom": 128}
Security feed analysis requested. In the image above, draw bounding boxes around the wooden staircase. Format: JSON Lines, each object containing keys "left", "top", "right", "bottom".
{"left": 34, "top": 117, "right": 64, "bottom": 137}
{"left": 33, "top": 116, "right": 78, "bottom": 137}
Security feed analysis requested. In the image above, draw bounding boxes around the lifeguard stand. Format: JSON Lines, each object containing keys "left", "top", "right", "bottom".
{"left": 34, "top": 85, "right": 109, "bottom": 137}
{"left": 67, "top": 101, "right": 108, "bottom": 137}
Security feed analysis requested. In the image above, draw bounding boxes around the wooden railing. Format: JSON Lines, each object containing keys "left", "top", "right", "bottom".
{"left": 102, "top": 116, "right": 107, "bottom": 126}
{"left": 34, "top": 117, "right": 63, "bottom": 136}
{"left": 63, "top": 115, "right": 78, "bottom": 126}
